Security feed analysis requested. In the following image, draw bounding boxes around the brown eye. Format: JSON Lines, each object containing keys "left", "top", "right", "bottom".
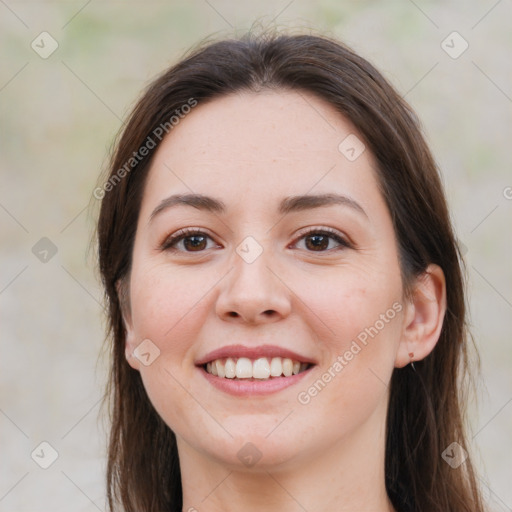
{"left": 294, "top": 228, "right": 351, "bottom": 252}
{"left": 304, "top": 233, "right": 331, "bottom": 251}
{"left": 181, "top": 234, "right": 208, "bottom": 251}
{"left": 161, "top": 230, "right": 216, "bottom": 253}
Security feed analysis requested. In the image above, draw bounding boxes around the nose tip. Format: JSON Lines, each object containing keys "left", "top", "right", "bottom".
{"left": 215, "top": 256, "right": 291, "bottom": 324}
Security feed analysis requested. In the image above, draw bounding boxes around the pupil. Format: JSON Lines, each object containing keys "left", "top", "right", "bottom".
{"left": 185, "top": 235, "right": 206, "bottom": 251}
{"left": 307, "top": 234, "right": 328, "bottom": 251}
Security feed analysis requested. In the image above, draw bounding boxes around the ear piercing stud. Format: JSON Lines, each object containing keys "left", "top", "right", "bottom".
{"left": 409, "top": 352, "right": 416, "bottom": 371}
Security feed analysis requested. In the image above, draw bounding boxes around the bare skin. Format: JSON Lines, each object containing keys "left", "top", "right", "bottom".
{"left": 121, "top": 90, "right": 446, "bottom": 512}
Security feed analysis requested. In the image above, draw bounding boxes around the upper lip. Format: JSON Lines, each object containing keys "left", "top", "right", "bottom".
{"left": 195, "top": 344, "right": 317, "bottom": 366}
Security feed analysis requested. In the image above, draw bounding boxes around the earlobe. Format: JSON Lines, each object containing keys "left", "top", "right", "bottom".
{"left": 125, "top": 345, "right": 140, "bottom": 371}
{"left": 116, "top": 278, "right": 140, "bottom": 371}
{"left": 124, "top": 328, "right": 141, "bottom": 371}
{"left": 395, "top": 264, "right": 447, "bottom": 368}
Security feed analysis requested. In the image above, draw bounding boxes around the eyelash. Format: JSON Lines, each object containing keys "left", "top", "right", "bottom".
{"left": 159, "top": 227, "right": 352, "bottom": 254}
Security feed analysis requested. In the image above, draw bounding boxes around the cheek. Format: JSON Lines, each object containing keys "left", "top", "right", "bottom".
{"left": 128, "top": 265, "right": 210, "bottom": 430}
{"left": 292, "top": 267, "right": 403, "bottom": 411}
{"left": 292, "top": 262, "right": 403, "bottom": 351}
{"left": 129, "top": 263, "right": 214, "bottom": 349}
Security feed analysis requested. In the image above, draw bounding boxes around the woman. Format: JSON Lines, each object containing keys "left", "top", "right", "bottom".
{"left": 97, "top": 30, "right": 485, "bottom": 511}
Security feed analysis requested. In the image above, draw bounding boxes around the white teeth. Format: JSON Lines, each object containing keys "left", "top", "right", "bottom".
{"left": 215, "top": 359, "right": 225, "bottom": 378}
{"left": 224, "top": 358, "right": 236, "bottom": 379}
{"left": 253, "top": 358, "right": 270, "bottom": 379}
{"left": 282, "top": 358, "right": 293, "bottom": 377}
{"left": 270, "top": 357, "right": 283, "bottom": 377}
{"left": 236, "top": 357, "right": 253, "bottom": 379}
{"left": 205, "top": 356, "right": 310, "bottom": 380}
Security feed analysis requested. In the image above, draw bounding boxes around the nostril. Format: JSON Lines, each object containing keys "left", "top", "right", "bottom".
{"left": 226, "top": 310, "right": 276, "bottom": 320}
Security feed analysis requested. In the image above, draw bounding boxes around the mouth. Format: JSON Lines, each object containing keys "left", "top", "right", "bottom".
{"left": 195, "top": 344, "right": 316, "bottom": 395}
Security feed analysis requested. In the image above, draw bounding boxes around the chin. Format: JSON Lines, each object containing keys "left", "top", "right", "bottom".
{"left": 181, "top": 421, "right": 307, "bottom": 471}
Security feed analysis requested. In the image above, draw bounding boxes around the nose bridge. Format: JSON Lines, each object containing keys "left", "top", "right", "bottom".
{"left": 216, "top": 235, "right": 291, "bottom": 323}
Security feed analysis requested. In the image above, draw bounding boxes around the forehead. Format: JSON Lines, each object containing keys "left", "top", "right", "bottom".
{"left": 141, "top": 90, "right": 385, "bottom": 219}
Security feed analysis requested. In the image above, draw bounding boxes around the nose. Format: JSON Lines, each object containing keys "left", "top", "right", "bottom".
{"left": 215, "top": 247, "right": 292, "bottom": 324}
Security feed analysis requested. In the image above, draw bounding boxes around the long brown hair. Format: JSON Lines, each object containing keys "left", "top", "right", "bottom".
{"left": 97, "top": 29, "right": 485, "bottom": 511}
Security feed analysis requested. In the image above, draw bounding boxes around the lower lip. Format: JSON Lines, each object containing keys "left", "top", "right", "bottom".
{"left": 198, "top": 366, "right": 314, "bottom": 396}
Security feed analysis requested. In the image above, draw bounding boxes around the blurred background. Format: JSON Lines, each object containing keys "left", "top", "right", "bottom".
{"left": 1, "top": 1, "right": 511, "bottom": 510}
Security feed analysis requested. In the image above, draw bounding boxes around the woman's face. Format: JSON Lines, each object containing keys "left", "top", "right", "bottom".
{"left": 124, "top": 90, "right": 409, "bottom": 469}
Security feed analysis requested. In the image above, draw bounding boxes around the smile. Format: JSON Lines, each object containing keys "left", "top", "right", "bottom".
{"left": 196, "top": 344, "right": 316, "bottom": 395}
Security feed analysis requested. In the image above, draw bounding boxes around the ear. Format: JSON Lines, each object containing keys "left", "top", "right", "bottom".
{"left": 395, "top": 264, "right": 447, "bottom": 368}
{"left": 116, "top": 279, "right": 140, "bottom": 371}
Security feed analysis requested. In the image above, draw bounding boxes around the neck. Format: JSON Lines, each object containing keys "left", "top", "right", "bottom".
{"left": 179, "top": 400, "right": 395, "bottom": 512}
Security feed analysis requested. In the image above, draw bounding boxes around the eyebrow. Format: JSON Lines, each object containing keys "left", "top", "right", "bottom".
{"left": 149, "top": 192, "right": 368, "bottom": 222}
